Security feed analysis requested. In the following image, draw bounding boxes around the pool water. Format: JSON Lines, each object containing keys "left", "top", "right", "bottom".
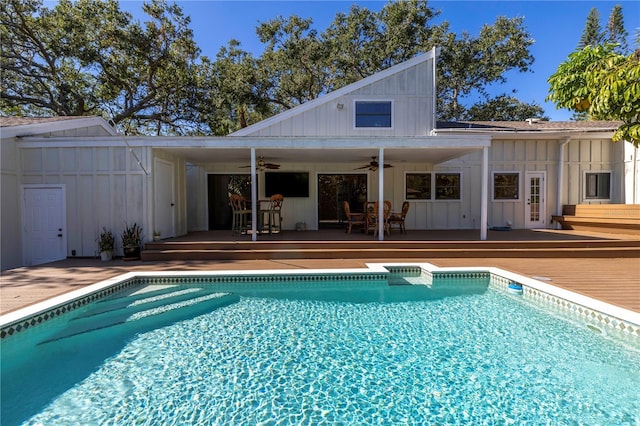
{"left": 2, "top": 277, "right": 639, "bottom": 425}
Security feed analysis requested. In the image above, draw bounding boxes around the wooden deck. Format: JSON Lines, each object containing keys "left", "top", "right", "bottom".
{"left": 1, "top": 229, "right": 638, "bottom": 315}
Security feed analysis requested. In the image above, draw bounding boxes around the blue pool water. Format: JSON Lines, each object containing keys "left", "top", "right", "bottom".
{"left": 2, "top": 277, "right": 639, "bottom": 425}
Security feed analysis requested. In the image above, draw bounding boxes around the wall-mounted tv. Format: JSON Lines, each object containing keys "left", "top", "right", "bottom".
{"left": 265, "top": 172, "right": 310, "bottom": 198}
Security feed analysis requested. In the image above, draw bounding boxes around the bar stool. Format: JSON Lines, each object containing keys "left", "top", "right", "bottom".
{"left": 263, "top": 193, "right": 284, "bottom": 234}
{"left": 229, "top": 194, "right": 251, "bottom": 235}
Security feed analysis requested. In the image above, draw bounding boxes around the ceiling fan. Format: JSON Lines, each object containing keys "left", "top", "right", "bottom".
{"left": 240, "top": 156, "right": 280, "bottom": 171}
{"left": 354, "top": 156, "right": 392, "bottom": 171}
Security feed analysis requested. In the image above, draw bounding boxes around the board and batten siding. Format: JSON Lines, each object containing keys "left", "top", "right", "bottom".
{"left": 244, "top": 60, "right": 434, "bottom": 137}
{"left": 20, "top": 144, "right": 153, "bottom": 258}
{"left": 564, "top": 138, "right": 625, "bottom": 204}
{"left": 1, "top": 135, "right": 22, "bottom": 269}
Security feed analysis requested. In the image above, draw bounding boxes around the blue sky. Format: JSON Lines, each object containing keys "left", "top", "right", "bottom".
{"left": 117, "top": 0, "right": 639, "bottom": 121}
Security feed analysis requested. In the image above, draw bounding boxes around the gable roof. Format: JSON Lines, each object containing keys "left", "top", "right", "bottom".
{"left": 0, "top": 116, "right": 117, "bottom": 138}
{"left": 230, "top": 48, "right": 439, "bottom": 136}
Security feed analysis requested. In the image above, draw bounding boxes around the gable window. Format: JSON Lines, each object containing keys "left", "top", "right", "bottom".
{"left": 435, "top": 173, "right": 461, "bottom": 200}
{"left": 585, "top": 172, "right": 611, "bottom": 200}
{"left": 406, "top": 173, "right": 431, "bottom": 200}
{"left": 493, "top": 172, "right": 520, "bottom": 200}
{"left": 355, "top": 101, "right": 392, "bottom": 128}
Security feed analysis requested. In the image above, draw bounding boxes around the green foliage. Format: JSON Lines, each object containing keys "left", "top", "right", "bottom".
{"left": 2, "top": 0, "right": 542, "bottom": 133}
{"left": 578, "top": 8, "right": 604, "bottom": 50}
{"left": 464, "top": 95, "right": 548, "bottom": 121}
{"left": 1, "top": 0, "right": 201, "bottom": 134}
{"left": 547, "top": 45, "right": 640, "bottom": 147}
{"left": 121, "top": 222, "right": 143, "bottom": 247}
{"left": 97, "top": 227, "right": 115, "bottom": 252}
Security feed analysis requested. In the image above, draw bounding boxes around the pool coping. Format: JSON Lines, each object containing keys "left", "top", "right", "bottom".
{"left": 1, "top": 263, "right": 639, "bottom": 342}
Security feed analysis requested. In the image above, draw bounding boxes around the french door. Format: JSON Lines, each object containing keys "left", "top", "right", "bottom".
{"left": 525, "top": 172, "right": 546, "bottom": 228}
{"left": 317, "top": 174, "right": 367, "bottom": 228}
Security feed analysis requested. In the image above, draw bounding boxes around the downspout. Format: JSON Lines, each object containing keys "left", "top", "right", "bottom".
{"left": 378, "top": 147, "right": 385, "bottom": 241}
{"left": 431, "top": 46, "right": 437, "bottom": 134}
{"left": 556, "top": 137, "right": 571, "bottom": 223}
{"left": 250, "top": 148, "right": 257, "bottom": 241}
{"left": 480, "top": 147, "right": 488, "bottom": 240}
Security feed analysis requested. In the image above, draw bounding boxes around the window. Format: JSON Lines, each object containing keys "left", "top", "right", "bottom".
{"left": 405, "top": 173, "right": 431, "bottom": 200}
{"left": 355, "top": 101, "right": 392, "bottom": 128}
{"left": 493, "top": 172, "right": 520, "bottom": 200}
{"left": 585, "top": 172, "right": 611, "bottom": 200}
{"left": 435, "top": 173, "right": 460, "bottom": 200}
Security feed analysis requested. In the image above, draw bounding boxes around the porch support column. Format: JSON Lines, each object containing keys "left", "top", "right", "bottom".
{"left": 480, "top": 146, "right": 488, "bottom": 240}
{"left": 378, "top": 147, "right": 384, "bottom": 241}
{"left": 250, "top": 148, "right": 258, "bottom": 241}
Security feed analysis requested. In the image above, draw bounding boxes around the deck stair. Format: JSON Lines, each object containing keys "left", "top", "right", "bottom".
{"left": 142, "top": 239, "right": 640, "bottom": 261}
{"left": 40, "top": 285, "right": 239, "bottom": 344}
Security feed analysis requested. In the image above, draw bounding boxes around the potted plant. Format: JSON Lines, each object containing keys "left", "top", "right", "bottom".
{"left": 153, "top": 230, "right": 162, "bottom": 241}
{"left": 97, "top": 227, "right": 115, "bottom": 261}
{"left": 121, "top": 222, "right": 143, "bottom": 260}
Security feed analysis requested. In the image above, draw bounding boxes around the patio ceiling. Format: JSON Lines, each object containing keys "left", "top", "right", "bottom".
{"left": 18, "top": 134, "right": 491, "bottom": 166}
{"left": 155, "top": 135, "right": 491, "bottom": 166}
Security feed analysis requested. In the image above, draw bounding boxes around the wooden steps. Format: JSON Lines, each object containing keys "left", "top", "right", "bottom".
{"left": 142, "top": 240, "right": 640, "bottom": 261}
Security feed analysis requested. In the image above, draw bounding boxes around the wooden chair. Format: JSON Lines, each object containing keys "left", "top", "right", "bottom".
{"left": 389, "top": 201, "right": 410, "bottom": 234}
{"left": 365, "top": 201, "right": 391, "bottom": 236}
{"left": 229, "top": 194, "right": 251, "bottom": 235}
{"left": 343, "top": 201, "right": 366, "bottom": 234}
{"left": 262, "top": 193, "right": 284, "bottom": 234}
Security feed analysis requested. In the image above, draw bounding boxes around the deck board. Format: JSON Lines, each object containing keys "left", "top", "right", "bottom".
{"left": 2, "top": 229, "right": 638, "bottom": 315}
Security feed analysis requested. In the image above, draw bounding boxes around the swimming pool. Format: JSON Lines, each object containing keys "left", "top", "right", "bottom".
{"left": 1, "top": 264, "right": 639, "bottom": 424}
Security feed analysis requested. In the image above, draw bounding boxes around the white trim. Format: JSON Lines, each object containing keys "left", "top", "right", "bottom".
{"left": 525, "top": 171, "right": 547, "bottom": 229}
{"left": 583, "top": 170, "right": 613, "bottom": 201}
{"left": 1, "top": 117, "right": 117, "bottom": 139}
{"left": 491, "top": 171, "right": 521, "bottom": 202}
{"left": 230, "top": 51, "right": 438, "bottom": 136}
{"left": 433, "top": 171, "right": 462, "bottom": 202}
{"left": 404, "top": 171, "right": 431, "bottom": 201}
{"left": 21, "top": 184, "right": 67, "bottom": 266}
{"left": 353, "top": 99, "right": 394, "bottom": 130}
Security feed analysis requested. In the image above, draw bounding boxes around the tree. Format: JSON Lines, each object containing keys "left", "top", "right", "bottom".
{"left": 547, "top": 44, "right": 640, "bottom": 147}
{"left": 606, "top": 5, "right": 629, "bottom": 53}
{"left": 1, "top": 0, "right": 202, "bottom": 135}
{"left": 437, "top": 16, "right": 536, "bottom": 121}
{"left": 577, "top": 8, "right": 603, "bottom": 50}
{"left": 464, "top": 95, "right": 548, "bottom": 121}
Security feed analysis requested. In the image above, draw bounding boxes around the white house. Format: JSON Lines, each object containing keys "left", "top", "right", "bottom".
{"left": 1, "top": 49, "right": 638, "bottom": 270}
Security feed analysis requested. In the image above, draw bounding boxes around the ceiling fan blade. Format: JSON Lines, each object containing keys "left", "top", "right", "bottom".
{"left": 354, "top": 165, "right": 370, "bottom": 170}
{"left": 383, "top": 163, "right": 392, "bottom": 168}
{"left": 265, "top": 163, "right": 280, "bottom": 169}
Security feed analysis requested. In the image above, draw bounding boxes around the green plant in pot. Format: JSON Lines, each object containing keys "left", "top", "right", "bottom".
{"left": 121, "top": 222, "right": 143, "bottom": 260}
{"left": 97, "top": 227, "right": 115, "bottom": 261}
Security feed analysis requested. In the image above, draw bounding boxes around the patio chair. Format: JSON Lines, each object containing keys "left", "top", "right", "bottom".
{"left": 389, "top": 201, "right": 410, "bottom": 234}
{"left": 365, "top": 201, "right": 391, "bottom": 236}
{"left": 229, "top": 194, "right": 251, "bottom": 235}
{"left": 262, "top": 193, "right": 284, "bottom": 234}
{"left": 343, "top": 201, "right": 366, "bottom": 234}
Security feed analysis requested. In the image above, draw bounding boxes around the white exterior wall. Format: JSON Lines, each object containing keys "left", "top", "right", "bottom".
{"left": 152, "top": 149, "right": 188, "bottom": 236}
{"left": 1, "top": 135, "right": 22, "bottom": 270}
{"left": 245, "top": 61, "right": 434, "bottom": 137}
{"left": 563, "top": 138, "right": 626, "bottom": 205}
{"left": 20, "top": 144, "right": 153, "bottom": 258}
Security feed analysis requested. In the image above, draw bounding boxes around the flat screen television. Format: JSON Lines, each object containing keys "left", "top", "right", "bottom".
{"left": 265, "top": 172, "right": 309, "bottom": 198}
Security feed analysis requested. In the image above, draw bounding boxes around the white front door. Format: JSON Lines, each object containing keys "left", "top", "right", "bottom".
{"left": 23, "top": 186, "right": 66, "bottom": 266}
{"left": 525, "top": 172, "right": 546, "bottom": 228}
{"left": 154, "top": 159, "right": 175, "bottom": 238}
